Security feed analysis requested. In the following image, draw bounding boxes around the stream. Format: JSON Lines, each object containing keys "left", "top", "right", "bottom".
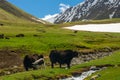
{"left": 60, "top": 66, "right": 102, "bottom": 80}
{"left": 60, "top": 70, "right": 96, "bottom": 80}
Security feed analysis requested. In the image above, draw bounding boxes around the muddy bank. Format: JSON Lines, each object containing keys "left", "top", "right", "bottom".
{"left": 0, "top": 49, "right": 23, "bottom": 69}
{"left": 0, "top": 49, "right": 24, "bottom": 76}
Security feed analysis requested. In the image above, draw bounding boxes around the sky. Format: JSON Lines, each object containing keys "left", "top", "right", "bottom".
{"left": 7, "top": 0, "right": 84, "bottom": 19}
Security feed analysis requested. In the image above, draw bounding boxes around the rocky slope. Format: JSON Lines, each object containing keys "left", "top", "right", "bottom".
{"left": 54, "top": 0, "right": 120, "bottom": 23}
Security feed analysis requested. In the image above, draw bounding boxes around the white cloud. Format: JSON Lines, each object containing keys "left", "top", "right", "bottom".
{"left": 41, "top": 3, "right": 70, "bottom": 23}
{"left": 41, "top": 14, "right": 58, "bottom": 23}
{"left": 42, "top": 14, "right": 58, "bottom": 20}
{"left": 59, "top": 3, "right": 70, "bottom": 12}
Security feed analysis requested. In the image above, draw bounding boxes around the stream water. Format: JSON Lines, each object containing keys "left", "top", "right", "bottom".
{"left": 60, "top": 70, "right": 96, "bottom": 80}
{"left": 60, "top": 66, "right": 103, "bottom": 80}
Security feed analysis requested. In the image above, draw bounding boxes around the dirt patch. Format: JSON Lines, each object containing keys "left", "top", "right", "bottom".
{"left": 0, "top": 49, "right": 23, "bottom": 69}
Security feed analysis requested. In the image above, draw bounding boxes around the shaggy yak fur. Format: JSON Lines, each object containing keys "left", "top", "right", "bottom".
{"left": 23, "top": 54, "right": 44, "bottom": 71}
{"left": 49, "top": 49, "right": 78, "bottom": 69}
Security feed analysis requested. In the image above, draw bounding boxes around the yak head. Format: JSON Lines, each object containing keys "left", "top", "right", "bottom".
{"left": 73, "top": 51, "right": 79, "bottom": 57}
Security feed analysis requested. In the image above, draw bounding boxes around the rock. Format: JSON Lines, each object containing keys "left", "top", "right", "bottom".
{"left": 90, "top": 66, "right": 100, "bottom": 71}
{"left": 72, "top": 71, "right": 82, "bottom": 77}
{"left": 71, "top": 51, "right": 113, "bottom": 65}
{"left": 90, "top": 74, "right": 101, "bottom": 80}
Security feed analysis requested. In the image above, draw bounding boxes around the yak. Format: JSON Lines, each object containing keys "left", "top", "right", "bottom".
{"left": 0, "top": 34, "right": 4, "bottom": 39}
{"left": 23, "top": 54, "right": 44, "bottom": 71}
{"left": 16, "top": 34, "right": 24, "bottom": 37}
{"left": 49, "top": 49, "right": 79, "bottom": 69}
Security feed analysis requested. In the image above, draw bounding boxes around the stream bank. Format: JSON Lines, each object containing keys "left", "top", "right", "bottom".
{"left": 60, "top": 66, "right": 101, "bottom": 80}
{"left": 71, "top": 48, "right": 114, "bottom": 65}
{"left": 58, "top": 64, "right": 115, "bottom": 80}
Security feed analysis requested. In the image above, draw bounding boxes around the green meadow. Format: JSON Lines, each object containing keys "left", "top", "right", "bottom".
{"left": 0, "top": 19, "right": 120, "bottom": 80}
{"left": 0, "top": 19, "right": 120, "bottom": 54}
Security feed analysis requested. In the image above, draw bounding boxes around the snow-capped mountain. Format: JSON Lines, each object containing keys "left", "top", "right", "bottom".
{"left": 54, "top": 0, "right": 120, "bottom": 23}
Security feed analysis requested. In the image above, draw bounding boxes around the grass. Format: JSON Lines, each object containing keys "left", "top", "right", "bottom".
{"left": 0, "top": 18, "right": 120, "bottom": 80}
{"left": 95, "top": 67, "right": 120, "bottom": 80}
{"left": 0, "top": 68, "right": 72, "bottom": 80}
{"left": 87, "top": 67, "right": 120, "bottom": 80}
{"left": 0, "top": 21, "right": 120, "bottom": 54}
{"left": 82, "top": 51, "right": 120, "bottom": 80}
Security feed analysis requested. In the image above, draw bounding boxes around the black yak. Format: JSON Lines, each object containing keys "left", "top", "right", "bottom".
{"left": 23, "top": 54, "right": 44, "bottom": 71}
{"left": 49, "top": 50, "right": 78, "bottom": 69}
{"left": 0, "top": 23, "right": 4, "bottom": 26}
{"left": 16, "top": 34, "right": 24, "bottom": 37}
{"left": 0, "top": 34, "right": 4, "bottom": 39}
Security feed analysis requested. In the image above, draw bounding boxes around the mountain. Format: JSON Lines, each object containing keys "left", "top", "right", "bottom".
{"left": 54, "top": 0, "right": 120, "bottom": 24}
{"left": 0, "top": 0, "right": 45, "bottom": 24}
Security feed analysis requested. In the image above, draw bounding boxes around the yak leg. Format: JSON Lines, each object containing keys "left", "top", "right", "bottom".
{"left": 51, "top": 62, "right": 54, "bottom": 68}
{"left": 25, "top": 67, "right": 29, "bottom": 71}
{"left": 59, "top": 63, "right": 62, "bottom": 68}
{"left": 67, "top": 62, "right": 71, "bottom": 69}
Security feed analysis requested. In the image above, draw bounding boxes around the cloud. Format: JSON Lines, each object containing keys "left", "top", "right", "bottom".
{"left": 41, "top": 3, "right": 70, "bottom": 23}
{"left": 59, "top": 3, "right": 70, "bottom": 12}
{"left": 42, "top": 14, "right": 58, "bottom": 20}
{"left": 41, "top": 14, "right": 58, "bottom": 23}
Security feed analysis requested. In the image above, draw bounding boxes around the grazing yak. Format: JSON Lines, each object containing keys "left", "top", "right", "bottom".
{"left": 0, "top": 34, "right": 4, "bottom": 39}
{"left": 16, "top": 34, "right": 24, "bottom": 37}
{"left": 0, "top": 23, "right": 4, "bottom": 26}
{"left": 23, "top": 54, "right": 44, "bottom": 71}
{"left": 49, "top": 49, "right": 79, "bottom": 69}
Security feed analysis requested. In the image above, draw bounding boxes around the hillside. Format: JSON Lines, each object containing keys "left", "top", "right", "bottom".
{"left": 54, "top": 0, "right": 120, "bottom": 23}
{"left": 0, "top": 0, "right": 45, "bottom": 24}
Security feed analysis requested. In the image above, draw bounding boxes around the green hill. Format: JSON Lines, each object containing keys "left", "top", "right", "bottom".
{"left": 0, "top": 0, "right": 46, "bottom": 24}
